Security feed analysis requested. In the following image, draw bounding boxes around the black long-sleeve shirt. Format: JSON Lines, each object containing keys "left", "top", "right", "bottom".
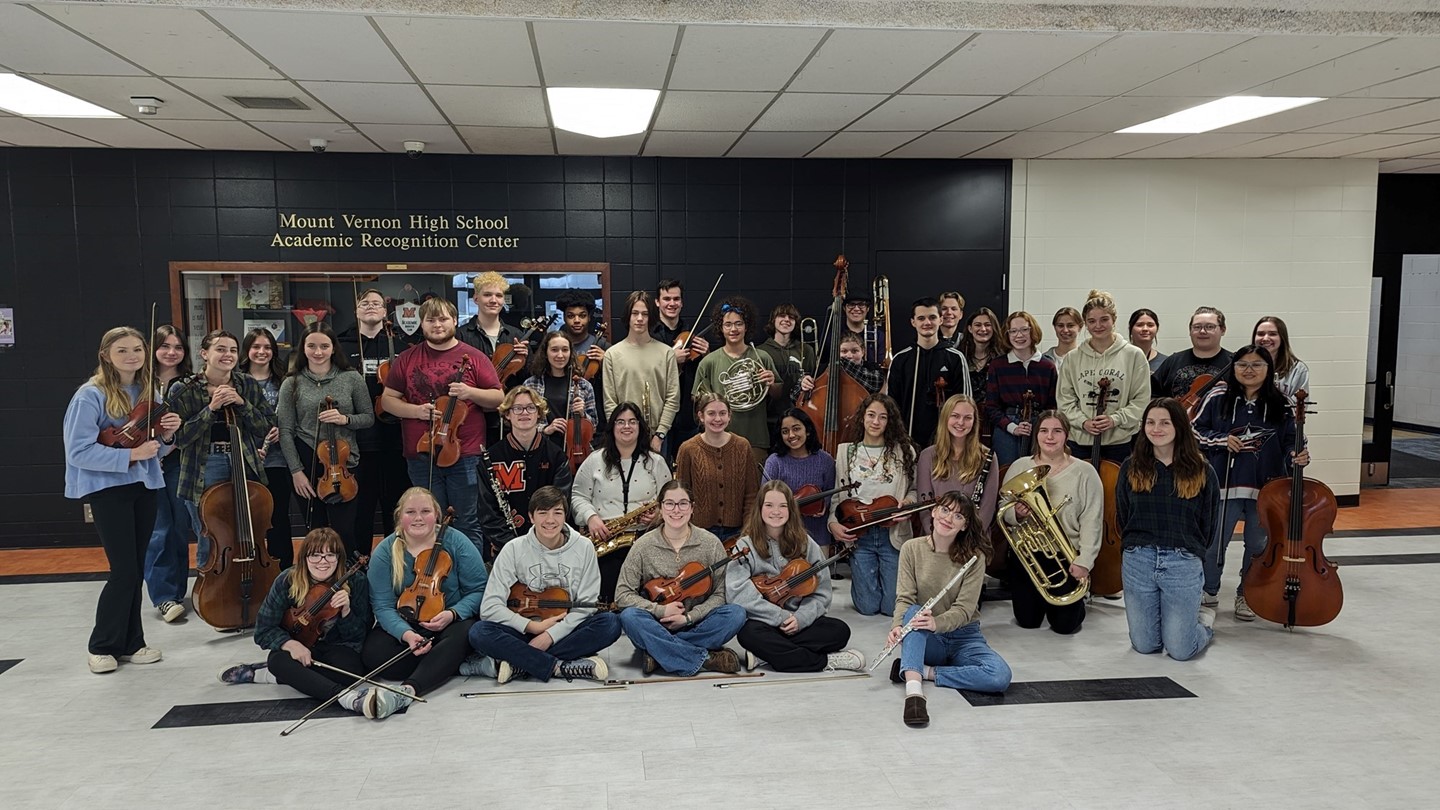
{"left": 886, "top": 343, "right": 971, "bottom": 448}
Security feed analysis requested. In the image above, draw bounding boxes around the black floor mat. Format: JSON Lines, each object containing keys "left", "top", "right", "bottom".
{"left": 960, "top": 676, "right": 1195, "bottom": 706}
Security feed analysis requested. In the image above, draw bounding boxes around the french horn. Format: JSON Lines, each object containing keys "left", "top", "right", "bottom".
{"left": 717, "top": 356, "right": 768, "bottom": 412}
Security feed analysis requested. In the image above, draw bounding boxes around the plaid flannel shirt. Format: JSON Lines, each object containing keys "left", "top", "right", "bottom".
{"left": 167, "top": 372, "right": 275, "bottom": 503}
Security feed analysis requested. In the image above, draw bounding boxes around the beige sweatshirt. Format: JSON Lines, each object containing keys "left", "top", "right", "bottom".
{"left": 892, "top": 537, "right": 987, "bottom": 634}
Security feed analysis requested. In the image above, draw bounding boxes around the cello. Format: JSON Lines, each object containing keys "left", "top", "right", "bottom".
{"left": 1087, "top": 377, "right": 1124, "bottom": 596}
{"left": 194, "top": 406, "right": 282, "bottom": 631}
{"left": 1243, "top": 390, "right": 1343, "bottom": 628}
{"left": 798, "top": 256, "right": 868, "bottom": 456}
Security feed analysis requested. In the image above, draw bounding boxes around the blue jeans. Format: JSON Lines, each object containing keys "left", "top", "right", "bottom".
{"left": 407, "top": 454, "right": 485, "bottom": 557}
{"left": 849, "top": 526, "right": 899, "bottom": 616}
{"left": 1122, "top": 546, "right": 1213, "bottom": 661}
{"left": 991, "top": 427, "right": 1026, "bottom": 469}
{"left": 143, "top": 459, "right": 191, "bottom": 606}
{"left": 468, "top": 613, "right": 623, "bottom": 682}
{"left": 619, "top": 604, "right": 746, "bottom": 676}
{"left": 1203, "top": 497, "right": 1265, "bottom": 597}
{"left": 898, "top": 605, "right": 1011, "bottom": 692}
{"left": 184, "top": 452, "right": 233, "bottom": 569}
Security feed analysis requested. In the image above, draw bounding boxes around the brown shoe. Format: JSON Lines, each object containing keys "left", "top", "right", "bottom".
{"left": 890, "top": 659, "right": 903, "bottom": 684}
{"left": 903, "top": 695, "right": 929, "bottom": 727}
{"left": 702, "top": 648, "right": 741, "bottom": 674}
{"left": 642, "top": 653, "right": 658, "bottom": 676}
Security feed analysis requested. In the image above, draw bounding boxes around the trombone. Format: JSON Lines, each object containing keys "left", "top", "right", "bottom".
{"left": 871, "top": 275, "right": 892, "bottom": 368}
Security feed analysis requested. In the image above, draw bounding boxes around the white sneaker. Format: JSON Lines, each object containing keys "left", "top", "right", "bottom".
{"left": 364, "top": 685, "right": 415, "bottom": 719}
{"left": 458, "top": 653, "right": 497, "bottom": 678}
{"left": 1198, "top": 606, "right": 1217, "bottom": 629}
{"left": 158, "top": 601, "right": 185, "bottom": 622}
{"left": 825, "top": 648, "right": 866, "bottom": 672}
{"left": 1234, "top": 595, "right": 1256, "bottom": 622}
{"left": 121, "top": 646, "right": 162, "bottom": 664}
{"left": 496, "top": 660, "right": 516, "bottom": 685}
{"left": 1201, "top": 592, "right": 1219, "bottom": 608}
{"left": 743, "top": 650, "right": 761, "bottom": 672}
{"left": 88, "top": 654, "right": 117, "bottom": 674}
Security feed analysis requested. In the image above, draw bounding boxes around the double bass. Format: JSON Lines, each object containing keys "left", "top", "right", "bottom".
{"left": 1243, "top": 390, "right": 1343, "bottom": 628}
{"left": 798, "top": 256, "right": 868, "bottom": 456}
{"left": 194, "top": 406, "right": 281, "bottom": 631}
{"left": 1087, "top": 377, "right": 1124, "bottom": 596}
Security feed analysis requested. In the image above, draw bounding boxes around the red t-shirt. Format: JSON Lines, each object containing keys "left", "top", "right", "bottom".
{"left": 385, "top": 341, "right": 501, "bottom": 459}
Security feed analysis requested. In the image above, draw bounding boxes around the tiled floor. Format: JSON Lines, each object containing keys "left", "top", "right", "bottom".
{"left": 2, "top": 523, "right": 1436, "bottom": 808}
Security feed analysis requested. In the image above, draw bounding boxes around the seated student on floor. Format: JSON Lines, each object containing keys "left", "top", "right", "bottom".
{"left": 615, "top": 479, "right": 747, "bottom": 676}
{"left": 219, "top": 528, "right": 375, "bottom": 717}
{"left": 725, "top": 480, "right": 864, "bottom": 673}
{"left": 465, "top": 486, "right": 622, "bottom": 684}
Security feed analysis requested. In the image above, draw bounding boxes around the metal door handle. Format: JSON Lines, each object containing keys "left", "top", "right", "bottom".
{"left": 1385, "top": 371, "right": 1394, "bottom": 411}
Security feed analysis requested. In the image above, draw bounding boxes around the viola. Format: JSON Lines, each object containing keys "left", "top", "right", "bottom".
{"left": 1087, "top": 377, "right": 1124, "bottom": 596}
{"left": 750, "top": 546, "right": 849, "bottom": 606}
{"left": 836, "top": 495, "right": 934, "bottom": 532}
{"left": 396, "top": 510, "right": 456, "bottom": 629}
{"left": 415, "top": 355, "right": 473, "bottom": 468}
{"left": 491, "top": 313, "right": 558, "bottom": 381}
{"left": 642, "top": 544, "right": 749, "bottom": 604}
{"left": 1016, "top": 390, "right": 1036, "bottom": 457}
{"left": 565, "top": 374, "right": 595, "bottom": 475}
{"left": 579, "top": 322, "right": 609, "bottom": 380}
{"left": 283, "top": 555, "right": 370, "bottom": 648}
{"left": 793, "top": 481, "right": 859, "bottom": 518}
{"left": 1244, "top": 390, "right": 1343, "bottom": 627}
{"left": 1178, "top": 373, "right": 1216, "bottom": 420}
{"left": 373, "top": 319, "right": 399, "bottom": 421}
{"left": 506, "top": 582, "right": 615, "bottom": 621}
{"left": 315, "top": 396, "right": 358, "bottom": 505}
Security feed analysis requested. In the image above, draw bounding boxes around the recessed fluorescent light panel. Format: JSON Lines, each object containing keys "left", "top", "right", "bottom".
{"left": 547, "top": 87, "right": 660, "bottom": 138}
{"left": 0, "top": 73, "right": 122, "bottom": 118}
{"left": 1118, "top": 96, "right": 1325, "bottom": 134}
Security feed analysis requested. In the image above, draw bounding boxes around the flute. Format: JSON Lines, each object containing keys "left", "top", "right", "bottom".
{"left": 868, "top": 555, "right": 979, "bottom": 673}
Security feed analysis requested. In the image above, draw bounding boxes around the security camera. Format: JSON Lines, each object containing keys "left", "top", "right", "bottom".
{"left": 129, "top": 96, "right": 164, "bottom": 116}
{"left": 403, "top": 140, "right": 425, "bottom": 159}
{"left": 309, "top": 138, "right": 328, "bottom": 153}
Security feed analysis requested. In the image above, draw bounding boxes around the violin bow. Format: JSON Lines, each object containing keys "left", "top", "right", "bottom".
{"left": 145, "top": 302, "right": 158, "bottom": 440}
{"left": 280, "top": 644, "right": 419, "bottom": 736}
{"left": 679, "top": 274, "right": 724, "bottom": 354}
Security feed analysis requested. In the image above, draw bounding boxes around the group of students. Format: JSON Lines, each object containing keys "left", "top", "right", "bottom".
{"left": 62, "top": 276, "right": 1311, "bottom": 728}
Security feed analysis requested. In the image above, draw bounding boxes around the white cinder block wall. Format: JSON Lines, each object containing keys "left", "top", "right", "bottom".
{"left": 1010, "top": 158, "right": 1376, "bottom": 498}
{"left": 1397, "top": 254, "right": 1440, "bottom": 430}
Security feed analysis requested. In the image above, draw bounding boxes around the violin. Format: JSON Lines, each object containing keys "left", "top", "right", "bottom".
{"left": 675, "top": 321, "right": 714, "bottom": 363}
{"left": 642, "top": 544, "right": 749, "bottom": 604}
{"left": 283, "top": 555, "right": 370, "bottom": 648}
{"left": 506, "top": 582, "right": 615, "bottom": 621}
{"left": 750, "top": 546, "right": 849, "bottom": 606}
{"left": 100, "top": 374, "right": 201, "bottom": 448}
{"left": 416, "top": 355, "right": 473, "bottom": 467}
{"left": 1244, "top": 390, "right": 1343, "bottom": 627}
{"left": 373, "top": 318, "right": 399, "bottom": 421}
{"left": 491, "top": 313, "right": 558, "bottom": 381}
{"left": 793, "top": 481, "right": 859, "bottom": 518}
{"left": 835, "top": 495, "right": 934, "bottom": 532}
{"left": 933, "top": 376, "right": 949, "bottom": 410}
{"left": 579, "top": 322, "right": 608, "bottom": 380}
{"left": 1088, "top": 377, "right": 1124, "bottom": 596}
{"left": 565, "top": 374, "right": 595, "bottom": 475}
{"left": 315, "top": 396, "right": 358, "bottom": 505}
{"left": 1178, "top": 373, "right": 1217, "bottom": 420}
{"left": 1016, "top": 390, "right": 1036, "bottom": 457}
{"left": 396, "top": 509, "right": 456, "bottom": 629}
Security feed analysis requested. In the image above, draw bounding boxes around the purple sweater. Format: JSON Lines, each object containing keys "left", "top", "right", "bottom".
{"left": 763, "top": 451, "right": 837, "bottom": 545}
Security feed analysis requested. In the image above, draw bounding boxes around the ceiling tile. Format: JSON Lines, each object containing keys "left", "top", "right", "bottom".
{"left": 1270, "top": 133, "right": 1435, "bottom": 158}
{"left": 458, "top": 126, "right": 554, "bottom": 155}
{"left": 38, "top": 5, "right": 277, "bottom": 80}
{"left": 299, "top": 82, "right": 444, "bottom": 125}
{"left": 36, "top": 75, "right": 230, "bottom": 120}
{"left": 1301, "top": 99, "right": 1440, "bottom": 133}
{"left": 905, "top": 31, "right": 1111, "bottom": 96}
{"left": 809, "top": 131, "right": 923, "bottom": 157}
{"left": 652, "top": 91, "right": 773, "bottom": 132}
{"left": 1042, "top": 133, "right": 1180, "bottom": 158}
{"left": 148, "top": 119, "right": 290, "bottom": 150}
{"left": 1199, "top": 133, "right": 1356, "bottom": 157}
{"left": 1346, "top": 136, "right": 1440, "bottom": 159}
{"left": 45, "top": 118, "right": 195, "bottom": 149}
{"left": 1216, "top": 97, "right": 1420, "bottom": 133}
{"left": 965, "top": 131, "right": 1099, "bottom": 158}
{"left": 0, "top": 116, "right": 103, "bottom": 147}
{"left": 533, "top": 21, "right": 676, "bottom": 89}
{"left": 1117, "top": 132, "right": 1273, "bottom": 158}
{"left": 427, "top": 86, "right": 547, "bottom": 128}
{"left": 1393, "top": 161, "right": 1440, "bottom": 173}
{"left": 1030, "top": 96, "right": 1214, "bottom": 132}
{"left": 643, "top": 130, "right": 741, "bottom": 157}
{"left": 208, "top": 9, "right": 411, "bottom": 82}
{"left": 1249, "top": 38, "right": 1440, "bottom": 97}
{"left": 751, "top": 92, "right": 887, "bottom": 132}
{"left": 668, "top": 25, "right": 824, "bottom": 92}
{"left": 788, "top": 29, "right": 968, "bottom": 93}
{"left": 1019, "top": 33, "right": 1249, "bottom": 97}
{"left": 167, "top": 78, "right": 338, "bottom": 122}
{"left": 727, "top": 131, "right": 831, "bottom": 158}
{"left": 253, "top": 121, "right": 381, "bottom": 152}
{"left": 886, "top": 131, "right": 1008, "bottom": 158}
{"left": 0, "top": 4, "right": 144, "bottom": 76}
{"left": 554, "top": 130, "right": 645, "bottom": 156}
{"left": 1388, "top": 120, "right": 1440, "bottom": 135}
{"left": 1379, "top": 158, "right": 1440, "bottom": 172}
{"left": 358, "top": 123, "right": 469, "bottom": 154}
{"left": 1354, "top": 66, "right": 1440, "bottom": 99}
{"left": 846, "top": 95, "right": 995, "bottom": 132}
{"left": 375, "top": 17, "right": 539, "bottom": 86}
{"left": 943, "top": 96, "right": 1102, "bottom": 131}
{"left": 1128, "top": 35, "right": 1383, "bottom": 98}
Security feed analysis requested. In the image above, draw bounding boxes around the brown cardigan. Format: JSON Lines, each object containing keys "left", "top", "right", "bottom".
{"left": 674, "top": 432, "right": 761, "bottom": 530}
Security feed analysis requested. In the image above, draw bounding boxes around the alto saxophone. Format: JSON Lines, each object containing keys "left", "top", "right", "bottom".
{"left": 593, "top": 499, "right": 658, "bottom": 557}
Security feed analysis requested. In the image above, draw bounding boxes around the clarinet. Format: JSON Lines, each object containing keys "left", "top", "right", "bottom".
{"left": 868, "top": 555, "right": 979, "bottom": 672}
{"left": 972, "top": 447, "right": 993, "bottom": 510}
{"left": 480, "top": 446, "right": 523, "bottom": 548}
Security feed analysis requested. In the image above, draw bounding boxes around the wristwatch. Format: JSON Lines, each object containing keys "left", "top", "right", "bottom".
{"left": 655, "top": 431, "right": 667, "bottom": 440}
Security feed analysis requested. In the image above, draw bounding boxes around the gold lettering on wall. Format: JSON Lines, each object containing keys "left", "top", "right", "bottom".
{"left": 271, "top": 212, "right": 516, "bottom": 251}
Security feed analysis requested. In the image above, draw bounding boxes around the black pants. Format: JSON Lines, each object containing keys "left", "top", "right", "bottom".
{"left": 261, "top": 465, "right": 293, "bottom": 569}
{"left": 87, "top": 483, "right": 156, "bottom": 656}
{"left": 352, "top": 427, "right": 410, "bottom": 555}
{"left": 1007, "top": 557, "right": 1086, "bottom": 635}
{"left": 361, "top": 620, "right": 475, "bottom": 696}
{"left": 295, "top": 441, "right": 362, "bottom": 560}
{"left": 266, "top": 643, "right": 366, "bottom": 701}
{"left": 1068, "top": 440, "right": 1132, "bottom": 465}
{"left": 598, "top": 549, "right": 628, "bottom": 604}
{"left": 736, "top": 616, "right": 851, "bottom": 672}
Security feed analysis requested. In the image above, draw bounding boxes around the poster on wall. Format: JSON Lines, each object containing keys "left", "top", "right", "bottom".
{"left": 0, "top": 307, "right": 13, "bottom": 347}
{"left": 237, "top": 275, "right": 285, "bottom": 309}
{"left": 243, "top": 318, "right": 287, "bottom": 344}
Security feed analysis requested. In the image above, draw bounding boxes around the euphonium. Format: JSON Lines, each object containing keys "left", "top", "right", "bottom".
{"left": 995, "top": 465, "right": 1089, "bottom": 607}
{"left": 593, "top": 499, "right": 658, "bottom": 557}
{"left": 716, "top": 353, "right": 767, "bottom": 412}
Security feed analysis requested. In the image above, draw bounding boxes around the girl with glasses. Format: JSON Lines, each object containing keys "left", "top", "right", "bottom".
{"left": 477, "top": 386, "right": 573, "bottom": 561}
{"left": 983, "top": 311, "right": 1059, "bottom": 468}
{"left": 616, "top": 480, "right": 747, "bottom": 675}
{"left": 675, "top": 392, "right": 760, "bottom": 542}
{"left": 218, "top": 528, "right": 374, "bottom": 715}
{"left": 524, "top": 331, "right": 598, "bottom": 451}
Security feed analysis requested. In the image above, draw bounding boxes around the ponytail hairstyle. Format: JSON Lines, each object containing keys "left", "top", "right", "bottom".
{"left": 88, "top": 326, "right": 150, "bottom": 419}
{"left": 1127, "top": 398, "right": 1208, "bottom": 499}
{"left": 289, "top": 528, "right": 349, "bottom": 604}
{"left": 390, "top": 487, "right": 443, "bottom": 591}
{"left": 1082, "top": 290, "right": 1118, "bottom": 322}
{"left": 740, "top": 480, "right": 809, "bottom": 560}
{"left": 930, "top": 490, "right": 990, "bottom": 566}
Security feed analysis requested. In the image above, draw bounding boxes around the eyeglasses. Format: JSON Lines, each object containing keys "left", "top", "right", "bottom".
{"left": 934, "top": 505, "right": 961, "bottom": 518}
{"left": 1007, "top": 328, "right": 1030, "bottom": 336}
{"left": 1234, "top": 361, "right": 1268, "bottom": 371}
{"left": 358, "top": 301, "right": 386, "bottom": 310}
{"left": 1190, "top": 324, "right": 1220, "bottom": 333}
{"left": 661, "top": 500, "right": 692, "bottom": 510}
{"left": 307, "top": 552, "right": 338, "bottom": 562}
{"left": 509, "top": 405, "right": 538, "bottom": 414}
{"left": 613, "top": 419, "right": 639, "bottom": 427}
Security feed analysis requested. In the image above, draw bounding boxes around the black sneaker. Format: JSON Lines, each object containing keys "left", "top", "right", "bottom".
{"left": 556, "top": 656, "right": 608, "bottom": 682}
{"left": 219, "top": 662, "right": 263, "bottom": 684}
{"left": 890, "top": 659, "right": 903, "bottom": 684}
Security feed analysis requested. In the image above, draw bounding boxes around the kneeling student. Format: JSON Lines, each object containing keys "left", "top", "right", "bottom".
{"left": 726, "top": 481, "right": 864, "bottom": 672}
{"left": 220, "top": 528, "right": 374, "bottom": 715}
{"left": 467, "top": 486, "right": 622, "bottom": 683}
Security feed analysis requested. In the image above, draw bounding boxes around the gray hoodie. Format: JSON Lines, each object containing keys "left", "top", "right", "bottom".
{"left": 479, "top": 526, "right": 602, "bottom": 644}
{"left": 724, "top": 534, "right": 832, "bottom": 631}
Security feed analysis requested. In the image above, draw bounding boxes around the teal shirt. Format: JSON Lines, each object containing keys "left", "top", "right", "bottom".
{"left": 368, "top": 527, "right": 489, "bottom": 640}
